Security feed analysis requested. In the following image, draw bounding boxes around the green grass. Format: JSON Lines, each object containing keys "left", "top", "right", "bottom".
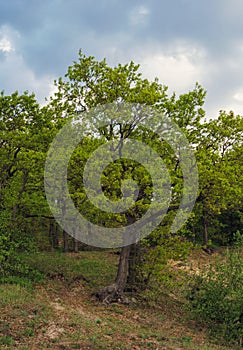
{"left": 0, "top": 250, "right": 235, "bottom": 349}
{"left": 0, "top": 284, "right": 33, "bottom": 307}
{"left": 22, "top": 250, "right": 117, "bottom": 289}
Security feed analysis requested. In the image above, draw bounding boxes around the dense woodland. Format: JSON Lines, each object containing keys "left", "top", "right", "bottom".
{"left": 0, "top": 50, "right": 243, "bottom": 348}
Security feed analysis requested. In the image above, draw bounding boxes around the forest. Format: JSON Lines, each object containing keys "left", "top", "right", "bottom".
{"left": 0, "top": 50, "right": 243, "bottom": 349}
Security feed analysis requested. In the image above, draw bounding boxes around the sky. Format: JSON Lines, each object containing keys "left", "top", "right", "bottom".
{"left": 1, "top": 0, "right": 243, "bottom": 118}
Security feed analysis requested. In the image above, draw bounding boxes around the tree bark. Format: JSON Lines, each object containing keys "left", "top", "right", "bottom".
{"left": 73, "top": 237, "right": 79, "bottom": 253}
{"left": 127, "top": 242, "right": 141, "bottom": 288}
{"left": 95, "top": 244, "right": 132, "bottom": 304}
{"left": 63, "top": 230, "right": 69, "bottom": 253}
{"left": 115, "top": 244, "right": 131, "bottom": 288}
{"left": 202, "top": 208, "right": 208, "bottom": 245}
{"left": 49, "top": 221, "right": 59, "bottom": 249}
{"left": 53, "top": 224, "right": 59, "bottom": 249}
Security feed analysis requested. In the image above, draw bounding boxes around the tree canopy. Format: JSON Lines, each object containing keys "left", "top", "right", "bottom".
{"left": 0, "top": 50, "right": 242, "bottom": 296}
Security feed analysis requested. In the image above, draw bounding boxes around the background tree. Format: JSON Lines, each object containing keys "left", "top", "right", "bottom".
{"left": 0, "top": 91, "right": 56, "bottom": 255}
{"left": 191, "top": 111, "right": 243, "bottom": 245}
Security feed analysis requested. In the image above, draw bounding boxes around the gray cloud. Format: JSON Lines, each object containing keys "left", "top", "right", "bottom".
{"left": 0, "top": 0, "right": 243, "bottom": 115}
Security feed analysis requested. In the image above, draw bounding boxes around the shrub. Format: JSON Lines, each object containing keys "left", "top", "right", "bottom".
{"left": 0, "top": 211, "right": 42, "bottom": 283}
{"left": 134, "top": 233, "right": 192, "bottom": 302}
{"left": 188, "top": 233, "right": 243, "bottom": 346}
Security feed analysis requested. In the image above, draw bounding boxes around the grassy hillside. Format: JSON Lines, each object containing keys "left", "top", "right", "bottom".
{"left": 0, "top": 250, "right": 237, "bottom": 349}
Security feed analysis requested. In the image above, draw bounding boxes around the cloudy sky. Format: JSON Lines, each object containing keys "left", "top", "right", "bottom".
{"left": 1, "top": 0, "right": 243, "bottom": 117}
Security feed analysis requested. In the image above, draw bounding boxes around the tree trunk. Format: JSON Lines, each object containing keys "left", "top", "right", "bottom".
{"left": 202, "top": 209, "right": 208, "bottom": 245}
{"left": 202, "top": 208, "right": 214, "bottom": 254}
{"left": 95, "top": 210, "right": 139, "bottom": 304}
{"left": 115, "top": 244, "right": 131, "bottom": 288}
{"left": 127, "top": 242, "right": 141, "bottom": 289}
{"left": 63, "top": 230, "right": 69, "bottom": 253}
{"left": 95, "top": 244, "right": 131, "bottom": 304}
{"left": 49, "top": 221, "right": 59, "bottom": 249}
{"left": 49, "top": 220, "right": 54, "bottom": 248}
{"left": 53, "top": 224, "right": 59, "bottom": 249}
{"left": 73, "top": 237, "right": 79, "bottom": 253}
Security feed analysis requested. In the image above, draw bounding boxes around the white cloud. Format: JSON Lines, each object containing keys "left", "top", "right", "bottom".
{"left": 126, "top": 41, "right": 208, "bottom": 93}
{"left": 0, "top": 42, "right": 55, "bottom": 103}
{"left": 204, "top": 89, "right": 243, "bottom": 119}
{"left": 233, "top": 90, "right": 243, "bottom": 103}
{"left": 0, "top": 25, "right": 18, "bottom": 53}
{"left": 0, "top": 38, "right": 14, "bottom": 53}
{"left": 0, "top": 25, "right": 57, "bottom": 104}
{"left": 129, "top": 5, "right": 150, "bottom": 26}
{"left": 140, "top": 52, "right": 203, "bottom": 91}
{"left": 96, "top": 38, "right": 209, "bottom": 101}
{"left": 219, "top": 102, "right": 243, "bottom": 116}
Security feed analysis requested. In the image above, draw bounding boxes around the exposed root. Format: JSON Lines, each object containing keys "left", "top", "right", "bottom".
{"left": 95, "top": 283, "right": 129, "bottom": 305}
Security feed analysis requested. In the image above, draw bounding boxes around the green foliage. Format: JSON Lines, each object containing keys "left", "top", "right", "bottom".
{"left": 188, "top": 235, "right": 243, "bottom": 346}
{"left": 0, "top": 91, "right": 56, "bottom": 252}
{"left": 0, "top": 51, "right": 242, "bottom": 296}
{"left": 0, "top": 212, "right": 25, "bottom": 278}
{"left": 51, "top": 51, "right": 207, "bottom": 244}
{"left": 135, "top": 231, "right": 192, "bottom": 301}
{"left": 0, "top": 211, "right": 42, "bottom": 284}
{"left": 233, "top": 230, "right": 243, "bottom": 245}
{"left": 192, "top": 111, "right": 243, "bottom": 244}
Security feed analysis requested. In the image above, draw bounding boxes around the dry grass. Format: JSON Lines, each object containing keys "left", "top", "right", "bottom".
{"left": 0, "top": 250, "right": 235, "bottom": 349}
